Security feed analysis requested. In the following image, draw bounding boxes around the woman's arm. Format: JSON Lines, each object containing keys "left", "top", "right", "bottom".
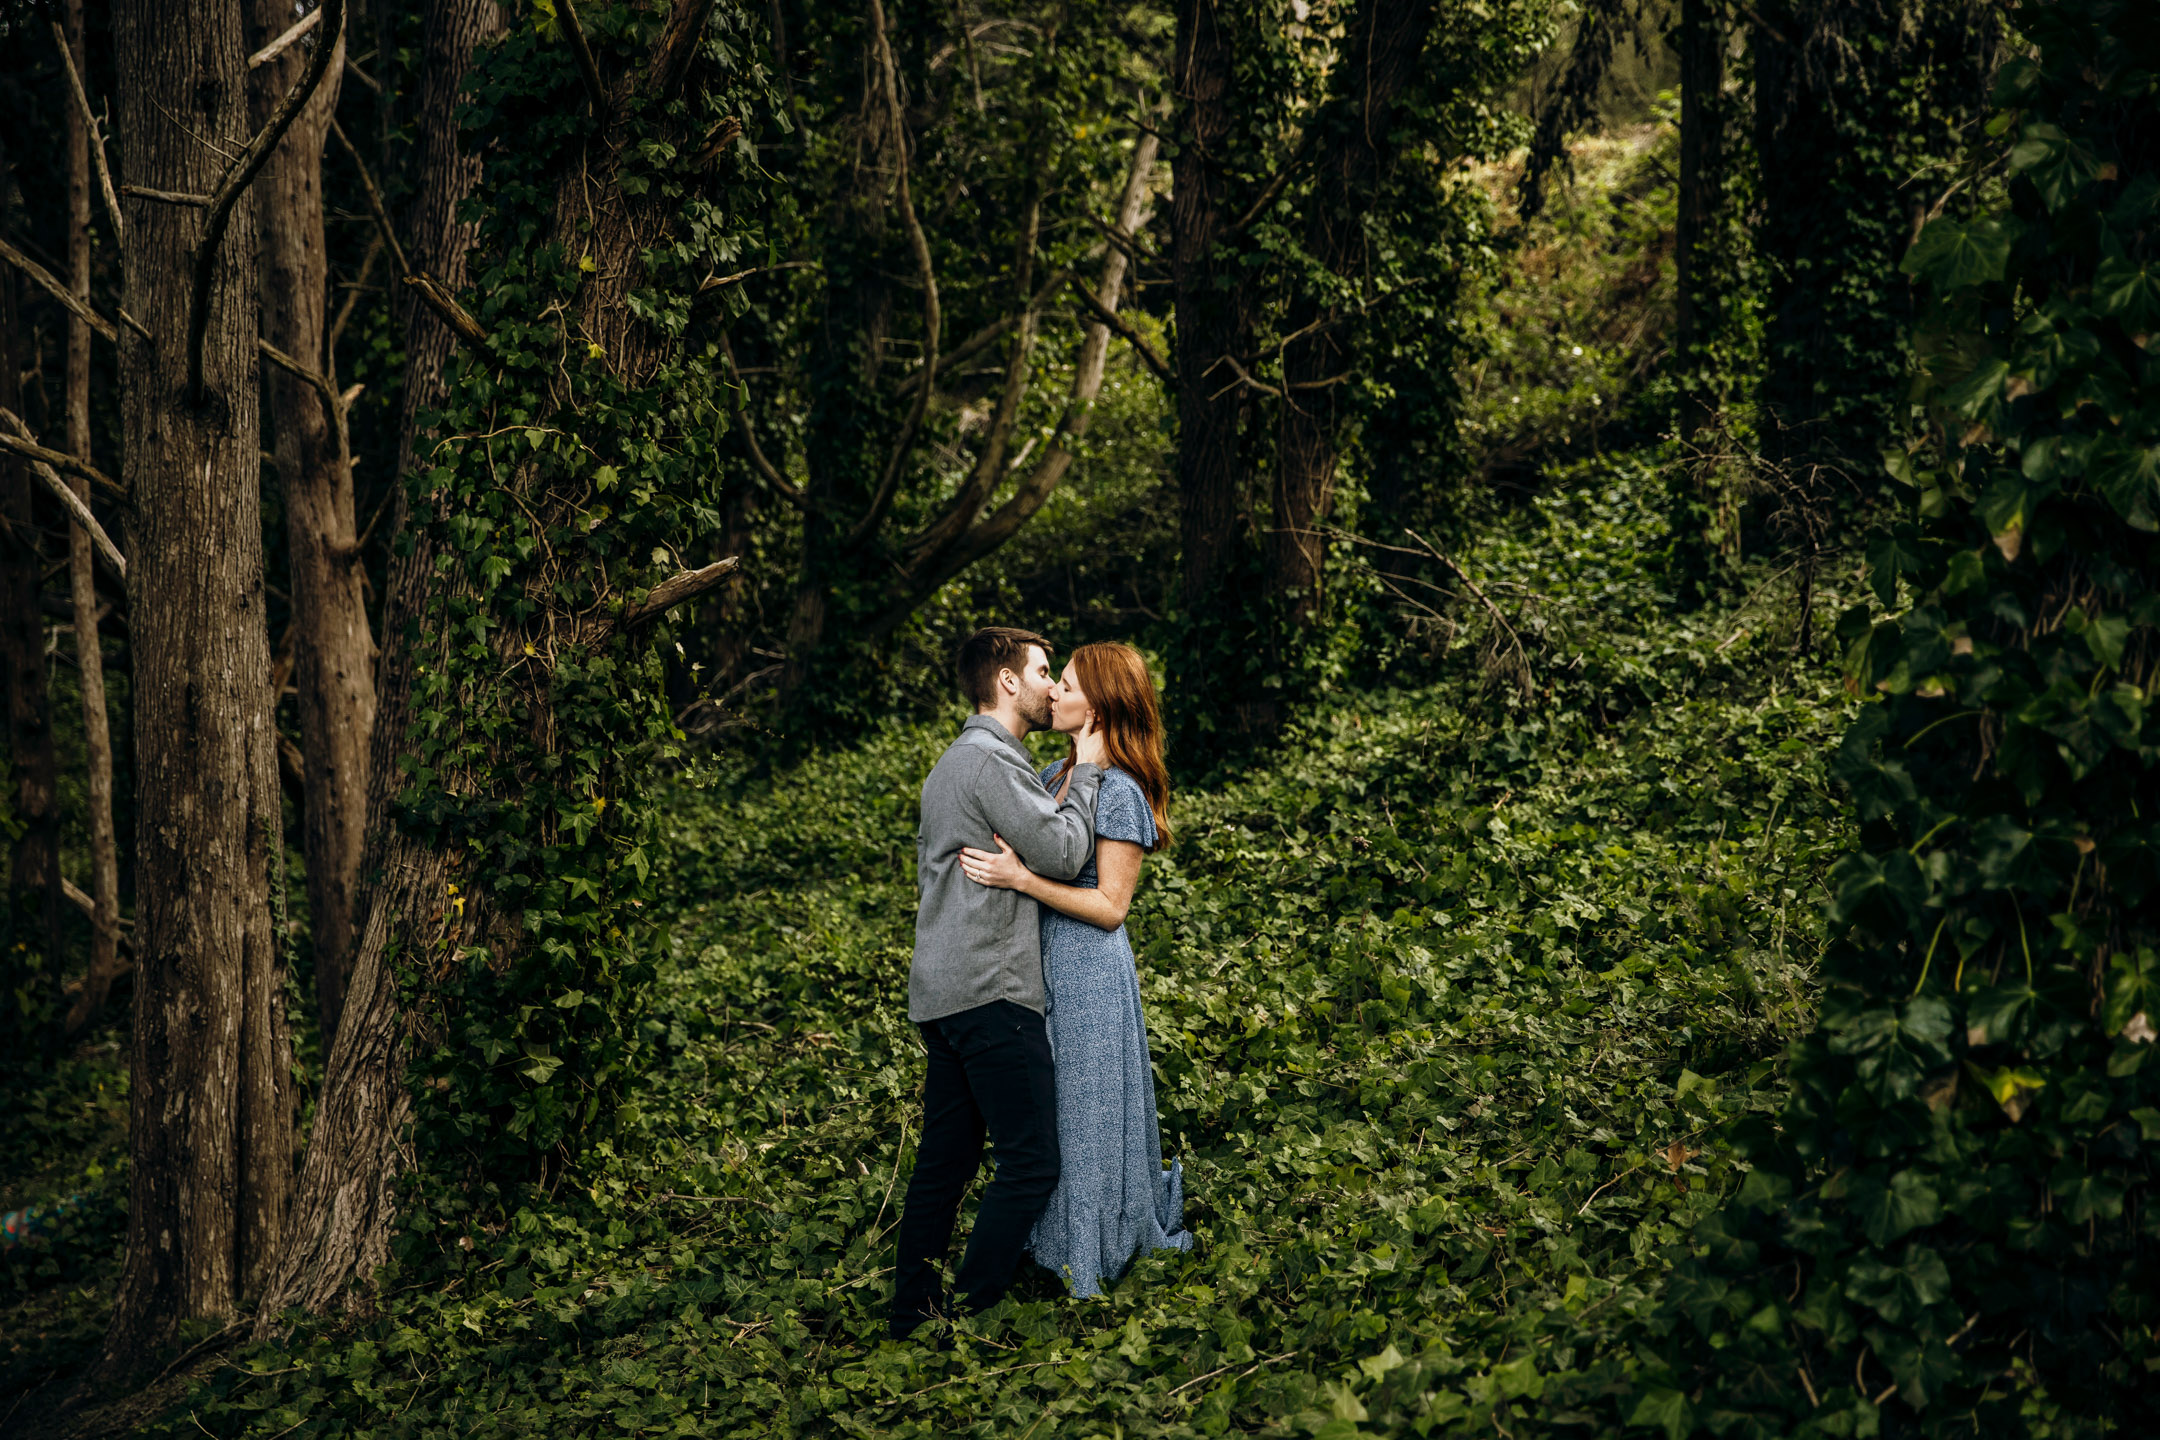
{"left": 959, "top": 836, "right": 1145, "bottom": 930}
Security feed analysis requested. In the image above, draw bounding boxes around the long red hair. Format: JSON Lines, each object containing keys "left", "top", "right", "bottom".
{"left": 1052, "top": 642, "right": 1173, "bottom": 851}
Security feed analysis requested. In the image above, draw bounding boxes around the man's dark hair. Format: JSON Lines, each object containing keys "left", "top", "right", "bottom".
{"left": 957, "top": 627, "right": 1052, "bottom": 711}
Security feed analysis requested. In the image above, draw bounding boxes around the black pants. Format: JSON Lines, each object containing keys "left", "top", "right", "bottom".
{"left": 890, "top": 999, "right": 1060, "bottom": 1335}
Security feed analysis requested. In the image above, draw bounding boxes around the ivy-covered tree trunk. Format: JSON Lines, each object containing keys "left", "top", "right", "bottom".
{"left": 1643, "top": 6, "right": 2159, "bottom": 1432}
{"left": 100, "top": 0, "right": 295, "bottom": 1377}
{"left": 258, "top": 0, "right": 503, "bottom": 1324}
{"left": 1170, "top": 0, "right": 1250, "bottom": 615}
{"left": 250, "top": 0, "right": 376, "bottom": 1045}
{"left": 1671, "top": 0, "right": 1727, "bottom": 433}
{"left": 1271, "top": 0, "right": 1437, "bottom": 629}
{"left": 1750, "top": 0, "right": 1996, "bottom": 465}
{"left": 261, "top": 0, "right": 759, "bottom": 1324}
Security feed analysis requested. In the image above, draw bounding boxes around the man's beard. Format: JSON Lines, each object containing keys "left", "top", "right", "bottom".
{"left": 1019, "top": 687, "right": 1053, "bottom": 731}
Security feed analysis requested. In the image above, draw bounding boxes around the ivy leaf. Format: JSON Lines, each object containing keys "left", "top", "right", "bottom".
{"left": 2087, "top": 434, "right": 2160, "bottom": 531}
{"left": 2010, "top": 122, "right": 2102, "bottom": 210}
{"left": 1966, "top": 1060, "right": 2046, "bottom": 1122}
{"left": 2104, "top": 949, "right": 2160, "bottom": 1037}
{"left": 1974, "top": 470, "right": 2032, "bottom": 560}
{"left": 1627, "top": 1388, "right": 1692, "bottom": 1440}
{"left": 1903, "top": 216, "right": 2017, "bottom": 288}
{"left": 2093, "top": 255, "right": 2160, "bottom": 330}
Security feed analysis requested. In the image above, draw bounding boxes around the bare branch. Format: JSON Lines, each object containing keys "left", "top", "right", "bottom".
{"left": 697, "top": 259, "right": 817, "bottom": 294}
{"left": 892, "top": 267, "right": 1071, "bottom": 398}
{"left": 844, "top": 0, "right": 941, "bottom": 550}
{"left": 1068, "top": 276, "right": 1172, "bottom": 387}
{"left": 51, "top": 22, "right": 124, "bottom": 249}
{"left": 187, "top": 0, "right": 346, "bottom": 401}
{"left": 0, "top": 410, "right": 127, "bottom": 577}
{"left": 557, "top": 0, "right": 609, "bottom": 112}
{"left": 717, "top": 331, "right": 808, "bottom": 510}
{"left": 1206, "top": 353, "right": 1280, "bottom": 401}
{"left": 248, "top": 7, "right": 323, "bottom": 69}
{"left": 650, "top": 0, "right": 720, "bottom": 100}
{"left": 403, "top": 273, "right": 488, "bottom": 345}
{"left": 258, "top": 338, "right": 351, "bottom": 463}
{"left": 120, "top": 184, "right": 209, "bottom": 207}
{"left": 0, "top": 235, "right": 117, "bottom": 343}
{"left": 0, "top": 405, "right": 126, "bottom": 500}
{"left": 327, "top": 118, "right": 411, "bottom": 277}
{"left": 594, "top": 557, "right": 743, "bottom": 640}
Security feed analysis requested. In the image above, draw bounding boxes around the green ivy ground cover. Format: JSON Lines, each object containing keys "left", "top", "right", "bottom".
{"left": 134, "top": 478, "right": 1856, "bottom": 1438}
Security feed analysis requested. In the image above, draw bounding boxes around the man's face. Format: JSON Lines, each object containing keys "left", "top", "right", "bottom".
{"left": 1011, "top": 645, "right": 1055, "bottom": 731}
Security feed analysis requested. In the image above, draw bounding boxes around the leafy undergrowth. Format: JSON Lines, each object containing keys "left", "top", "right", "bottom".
{"left": 157, "top": 479, "right": 1855, "bottom": 1438}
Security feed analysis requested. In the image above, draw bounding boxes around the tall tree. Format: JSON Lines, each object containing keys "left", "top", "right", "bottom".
{"left": 1169, "top": 0, "right": 1250, "bottom": 615}
{"left": 98, "top": 0, "right": 342, "bottom": 1378}
{"left": 0, "top": 128, "right": 64, "bottom": 1032}
{"left": 263, "top": 0, "right": 755, "bottom": 1322}
{"left": 58, "top": 0, "right": 127, "bottom": 1039}
{"left": 1270, "top": 0, "right": 1440, "bottom": 628}
{"left": 250, "top": 0, "right": 376, "bottom": 1044}
{"left": 1750, "top": 0, "right": 1997, "bottom": 464}
{"left": 1671, "top": 0, "right": 1729, "bottom": 431}
{"left": 260, "top": 0, "right": 502, "bottom": 1324}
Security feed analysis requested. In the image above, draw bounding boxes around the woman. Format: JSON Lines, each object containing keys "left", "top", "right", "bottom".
{"left": 958, "top": 642, "right": 1193, "bottom": 1297}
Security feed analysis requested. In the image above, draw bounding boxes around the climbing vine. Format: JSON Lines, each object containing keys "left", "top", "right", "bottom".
{"left": 388, "top": 1, "right": 779, "bottom": 1180}
{"left": 1634, "top": 6, "right": 2160, "bottom": 1435}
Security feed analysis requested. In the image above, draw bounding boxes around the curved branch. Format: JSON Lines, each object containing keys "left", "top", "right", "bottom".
{"left": 717, "top": 332, "right": 808, "bottom": 510}
{"left": 557, "top": 0, "right": 608, "bottom": 112}
{"left": 871, "top": 131, "right": 1160, "bottom": 633}
{"left": 0, "top": 404, "right": 126, "bottom": 500}
{"left": 187, "top": 0, "right": 345, "bottom": 401}
{"left": 843, "top": 0, "right": 940, "bottom": 551}
{"left": 0, "top": 235, "right": 117, "bottom": 343}
{"left": 1068, "top": 276, "right": 1172, "bottom": 387}
{"left": 0, "top": 410, "right": 126, "bottom": 577}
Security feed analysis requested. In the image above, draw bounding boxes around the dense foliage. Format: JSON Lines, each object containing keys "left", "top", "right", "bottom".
{"left": 1635, "top": 6, "right": 2160, "bottom": 1436}
{"left": 112, "top": 477, "right": 1856, "bottom": 1438}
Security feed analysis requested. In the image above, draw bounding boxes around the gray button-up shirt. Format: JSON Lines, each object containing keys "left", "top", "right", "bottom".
{"left": 910, "top": 715, "right": 1103, "bottom": 1023}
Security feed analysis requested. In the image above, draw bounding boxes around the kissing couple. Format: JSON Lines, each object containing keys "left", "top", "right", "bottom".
{"left": 889, "top": 627, "right": 1194, "bottom": 1339}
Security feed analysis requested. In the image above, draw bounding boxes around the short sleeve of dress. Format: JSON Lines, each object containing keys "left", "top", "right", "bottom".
{"left": 1096, "top": 771, "right": 1158, "bottom": 850}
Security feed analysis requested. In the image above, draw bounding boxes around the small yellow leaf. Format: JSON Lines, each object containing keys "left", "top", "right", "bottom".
{"left": 578, "top": 254, "right": 597, "bottom": 273}
{"left": 587, "top": 341, "right": 606, "bottom": 360}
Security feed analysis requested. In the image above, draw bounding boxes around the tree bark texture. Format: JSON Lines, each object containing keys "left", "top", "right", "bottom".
{"left": 1271, "top": 0, "right": 1436, "bottom": 627}
{"left": 257, "top": 0, "right": 502, "bottom": 1327}
{"left": 60, "top": 0, "right": 126, "bottom": 1038}
{"left": 1170, "top": 0, "right": 1250, "bottom": 611}
{"left": 1673, "top": 0, "right": 1726, "bottom": 424}
{"left": 251, "top": 0, "right": 376, "bottom": 1046}
{"left": 100, "top": 0, "right": 293, "bottom": 1379}
{"left": 0, "top": 141, "right": 65, "bottom": 1011}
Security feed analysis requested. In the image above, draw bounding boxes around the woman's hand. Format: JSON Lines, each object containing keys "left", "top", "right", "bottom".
{"left": 959, "top": 834, "right": 1034, "bottom": 893}
{"left": 1074, "top": 713, "right": 1108, "bottom": 767}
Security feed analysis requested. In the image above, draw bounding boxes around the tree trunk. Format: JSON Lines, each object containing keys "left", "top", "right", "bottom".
{"left": 251, "top": 0, "right": 375, "bottom": 1045}
{"left": 255, "top": 0, "right": 502, "bottom": 1326}
{"left": 1271, "top": 0, "right": 1436, "bottom": 627}
{"left": 99, "top": 0, "right": 293, "bottom": 1380}
{"left": 60, "top": 0, "right": 126, "bottom": 1038}
{"left": 0, "top": 141, "right": 65, "bottom": 1021}
{"left": 1170, "top": 0, "right": 1248, "bottom": 611}
{"left": 1673, "top": 0, "right": 1725, "bottom": 432}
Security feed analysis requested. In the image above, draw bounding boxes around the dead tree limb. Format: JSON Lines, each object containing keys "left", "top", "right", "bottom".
{"left": 650, "top": 0, "right": 719, "bottom": 100}
{"left": 51, "top": 22, "right": 125, "bottom": 249}
{"left": 1068, "top": 276, "right": 1173, "bottom": 386}
{"left": 590, "top": 556, "right": 742, "bottom": 640}
{"left": 845, "top": 0, "right": 941, "bottom": 549}
{"left": 0, "top": 411, "right": 127, "bottom": 577}
{"left": 0, "top": 405, "right": 126, "bottom": 500}
{"left": 248, "top": 6, "right": 323, "bottom": 69}
{"left": 557, "top": 0, "right": 609, "bottom": 111}
{"left": 187, "top": 0, "right": 346, "bottom": 400}
{"left": 0, "top": 235, "right": 118, "bottom": 342}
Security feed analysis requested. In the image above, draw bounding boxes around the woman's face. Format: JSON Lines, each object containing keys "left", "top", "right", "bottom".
{"left": 1050, "top": 661, "right": 1092, "bottom": 736}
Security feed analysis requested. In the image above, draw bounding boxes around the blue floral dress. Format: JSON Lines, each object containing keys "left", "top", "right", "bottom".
{"left": 1027, "top": 764, "right": 1194, "bottom": 1296}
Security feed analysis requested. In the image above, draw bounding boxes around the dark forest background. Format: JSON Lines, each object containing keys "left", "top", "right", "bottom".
{"left": 3, "top": 1, "right": 2156, "bottom": 1437}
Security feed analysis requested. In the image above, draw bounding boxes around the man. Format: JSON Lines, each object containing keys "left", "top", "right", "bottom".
{"left": 890, "top": 627, "right": 1108, "bottom": 1338}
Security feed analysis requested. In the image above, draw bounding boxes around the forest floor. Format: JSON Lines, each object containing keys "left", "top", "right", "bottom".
{"left": 3, "top": 466, "right": 1867, "bottom": 1437}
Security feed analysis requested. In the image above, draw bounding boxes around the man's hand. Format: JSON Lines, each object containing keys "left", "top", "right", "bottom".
{"left": 959, "top": 834, "right": 1033, "bottom": 892}
{"left": 1074, "top": 713, "right": 1108, "bottom": 767}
